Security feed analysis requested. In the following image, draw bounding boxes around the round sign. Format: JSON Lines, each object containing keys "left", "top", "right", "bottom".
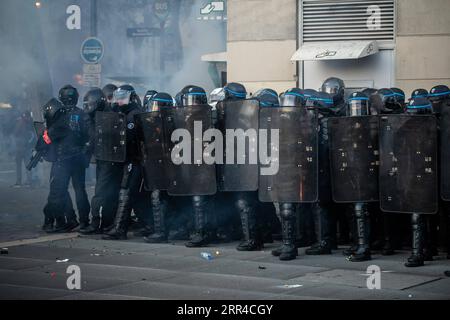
{"left": 80, "top": 37, "right": 104, "bottom": 64}
{"left": 154, "top": 0, "right": 170, "bottom": 21}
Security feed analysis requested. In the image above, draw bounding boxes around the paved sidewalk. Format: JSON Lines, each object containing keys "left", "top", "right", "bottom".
{"left": 0, "top": 236, "right": 449, "bottom": 300}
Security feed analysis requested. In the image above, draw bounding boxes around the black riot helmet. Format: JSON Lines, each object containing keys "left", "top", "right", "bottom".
{"left": 406, "top": 97, "right": 433, "bottom": 115}
{"left": 181, "top": 86, "right": 208, "bottom": 106}
{"left": 411, "top": 88, "right": 429, "bottom": 99}
{"left": 362, "top": 88, "right": 378, "bottom": 97}
{"left": 347, "top": 92, "right": 369, "bottom": 116}
{"left": 306, "top": 91, "right": 334, "bottom": 111}
{"left": 83, "top": 88, "right": 106, "bottom": 116}
{"left": 254, "top": 88, "right": 278, "bottom": 99}
{"left": 223, "top": 82, "right": 247, "bottom": 101}
{"left": 113, "top": 84, "right": 140, "bottom": 108}
{"left": 377, "top": 88, "right": 403, "bottom": 114}
{"left": 303, "top": 89, "right": 318, "bottom": 100}
{"left": 43, "top": 98, "right": 65, "bottom": 126}
{"left": 280, "top": 88, "right": 305, "bottom": 107}
{"left": 102, "top": 84, "right": 118, "bottom": 103}
{"left": 255, "top": 89, "right": 280, "bottom": 107}
{"left": 58, "top": 85, "right": 79, "bottom": 107}
{"left": 147, "top": 92, "right": 174, "bottom": 112}
{"left": 429, "top": 85, "right": 450, "bottom": 102}
{"left": 175, "top": 85, "right": 196, "bottom": 107}
{"left": 429, "top": 85, "right": 450, "bottom": 114}
{"left": 391, "top": 87, "right": 406, "bottom": 106}
{"left": 321, "top": 77, "right": 345, "bottom": 105}
{"left": 143, "top": 90, "right": 158, "bottom": 110}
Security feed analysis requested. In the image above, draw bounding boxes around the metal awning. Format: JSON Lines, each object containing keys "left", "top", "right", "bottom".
{"left": 291, "top": 41, "right": 379, "bottom": 61}
{"left": 201, "top": 51, "right": 227, "bottom": 63}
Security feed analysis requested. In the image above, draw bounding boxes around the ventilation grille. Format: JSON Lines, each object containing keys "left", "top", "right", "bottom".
{"left": 302, "top": 0, "right": 395, "bottom": 42}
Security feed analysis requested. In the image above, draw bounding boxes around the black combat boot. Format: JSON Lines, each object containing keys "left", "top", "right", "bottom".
{"left": 145, "top": 191, "right": 168, "bottom": 243}
{"left": 186, "top": 196, "right": 211, "bottom": 248}
{"left": 42, "top": 216, "right": 54, "bottom": 233}
{"left": 348, "top": 203, "right": 371, "bottom": 262}
{"left": 52, "top": 216, "right": 72, "bottom": 234}
{"left": 102, "top": 190, "right": 130, "bottom": 240}
{"left": 278, "top": 204, "right": 298, "bottom": 261}
{"left": 80, "top": 209, "right": 101, "bottom": 235}
{"left": 65, "top": 209, "right": 80, "bottom": 232}
{"left": 405, "top": 214, "right": 425, "bottom": 267}
{"left": 79, "top": 219, "right": 101, "bottom": 235}
{"left": 306, "top": 204, "right": 332, "bottom": 255}
{"left": 168, "top": 227, "right": 190, "bottom": 241}
{"left": 236, "top": 199, "right": 263, "bottom": 251}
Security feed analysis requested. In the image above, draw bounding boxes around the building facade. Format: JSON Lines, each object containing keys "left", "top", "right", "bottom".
{"left": 226, "top": 0, "right": 450, "bottom": 96}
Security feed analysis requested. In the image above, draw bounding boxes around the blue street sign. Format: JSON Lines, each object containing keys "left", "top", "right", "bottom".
{"left": 80, "top": 37, "right": 104, "bottom": 64}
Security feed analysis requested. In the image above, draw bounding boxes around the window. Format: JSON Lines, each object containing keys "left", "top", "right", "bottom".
{"left": 301, "top": 0, "right": 395, "bottom": 44}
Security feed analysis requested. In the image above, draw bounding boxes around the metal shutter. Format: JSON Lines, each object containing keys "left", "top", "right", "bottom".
{"left": 301, "top": 0, "right": 395, "bottom": 43}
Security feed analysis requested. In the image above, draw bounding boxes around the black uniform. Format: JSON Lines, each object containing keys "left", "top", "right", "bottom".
{"left": 103, "top": 85, "right": 149, "bottom": 240}
{"left": 305, "top": 90, "right": 343, "bottom": 255}
{"left": 80, "top": 87, "right": 123, "bottom": 234}
{"left": 218, "top": 83, "right": 264, "bottom": 251}
{"left": 42, "top": 87, "right": 90, "bottom": 233}
{"left": 139, "top": 92, "right": 174, "bottom": 243}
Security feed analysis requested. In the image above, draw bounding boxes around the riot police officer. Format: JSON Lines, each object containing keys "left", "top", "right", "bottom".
{"left": 305, "top": 91, "right": 339, "bottom": 255}
{"left": 403, "top": 97, "right": 435, "bottom": 267}
{"left": 141, "top": 92, "right": 174, "bottom": 243}
{"left": 269, "top": 88, "right": 307, "bottom": 261}
{"left": 79, "top": 88, "right": 120, "bottom": 234}
{"left": 366, "top": 88, "right": 405, "bottom": 257}
{"left": 102, "top": 85, "right": 148, "bottom": 240}
{"left": 181, "top": 86, "right": 217, "bottom": 248}
{"left": 39, "top": 98, "right": 78, "bottom": 233}
{"left": 340, "top": 92, "right": 373, "bottom": 262}
{"left": 217, "top": 83, "right": 264, "bottom": 251}
{"left": 42, "top": 85, "right": 90, "bottom": 233}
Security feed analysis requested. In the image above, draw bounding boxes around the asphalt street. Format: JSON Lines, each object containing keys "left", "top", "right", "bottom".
{"left": 0, "top": 159, "right": 450, "bottom": 300}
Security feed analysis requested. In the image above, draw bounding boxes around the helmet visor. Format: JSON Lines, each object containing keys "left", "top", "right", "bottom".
{"left": 183, "top": 93, "right": 207, "bottom": 106}
{"left": 323, "top": 86, "right": 338, "bottom": 95}
{"left": 113, "top": 89, "right": 132, "bottom": 107}
{"left": 280, "top": 94, "right": 303, "bottom": 107}
{"left": 348, "top": 99, "right": 369, "bottom": 116}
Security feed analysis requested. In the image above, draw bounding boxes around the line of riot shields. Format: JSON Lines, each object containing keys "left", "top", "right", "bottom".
{"left": 93, "top": 98, "right": 446, "bottom": 217}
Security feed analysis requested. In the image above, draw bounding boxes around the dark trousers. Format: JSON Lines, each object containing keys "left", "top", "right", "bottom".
{"left": 43, "top": 155, "right": 90, "bottom": 224}
{"left": 112, "top": 163, "right": 149, "bottom": 233}
{"left": 90, "top": 161, "right": 123, "bottom": 228}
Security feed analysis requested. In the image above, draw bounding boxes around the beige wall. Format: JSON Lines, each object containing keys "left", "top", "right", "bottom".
{"left": 227, "top": 0, "right": 298, "bottom": 94}
{"left": 395, "top": 0, "right": 450, "bottom": 95}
